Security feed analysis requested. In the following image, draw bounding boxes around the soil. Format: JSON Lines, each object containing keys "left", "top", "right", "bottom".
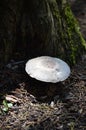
{"left": 0, "top": 0, "right": 86, "bottom": 130}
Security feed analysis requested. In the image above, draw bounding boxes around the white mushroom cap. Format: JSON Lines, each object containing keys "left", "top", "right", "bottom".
{"left": 25, "top": 56, "right": 70, "bottom": 83}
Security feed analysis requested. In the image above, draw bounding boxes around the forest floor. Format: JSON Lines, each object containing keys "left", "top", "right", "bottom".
{"left": 0, "top": 0, "right": 86, "bottom": 130}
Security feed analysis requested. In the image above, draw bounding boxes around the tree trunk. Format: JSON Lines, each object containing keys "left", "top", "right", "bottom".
{"left": 0, "top": 0, "right": 86, "bottom": 64}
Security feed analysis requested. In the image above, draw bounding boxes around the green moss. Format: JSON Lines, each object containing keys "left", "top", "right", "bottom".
{"left": 48, "top": 1, "right": 86, "bottom": 64}
{"left": 64, "top": 4, "right": 86, "bottom": 64}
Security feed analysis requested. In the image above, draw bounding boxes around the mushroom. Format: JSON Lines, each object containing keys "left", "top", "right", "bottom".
{"left": 25, "top": 56, "right": 70, "bottom": 98}
{"left": 25, "top": 56, "right": 70, "bottom": 83}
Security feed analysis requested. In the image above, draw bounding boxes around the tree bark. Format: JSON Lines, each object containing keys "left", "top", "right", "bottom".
{"left": 0, "top": 0, "right": 86, "bottom": 64}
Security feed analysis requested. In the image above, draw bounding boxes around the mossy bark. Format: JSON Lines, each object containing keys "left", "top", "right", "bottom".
{"left": 0, "top": 0, "right": 86, "bottom": 64}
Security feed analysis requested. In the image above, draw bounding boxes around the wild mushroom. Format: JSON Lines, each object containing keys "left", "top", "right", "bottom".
{"left": 25, "top": 56, "right": 70, "bottom": 83}
{"left": 25, "top": 56, "right": 70, "bottom": 98}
